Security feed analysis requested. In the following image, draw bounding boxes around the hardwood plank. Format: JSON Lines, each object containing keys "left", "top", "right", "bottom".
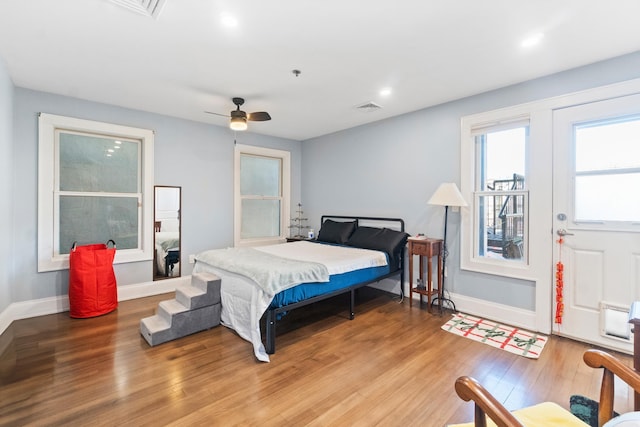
{"left": 0, "top": 289, "right": 634, "bottom": 426}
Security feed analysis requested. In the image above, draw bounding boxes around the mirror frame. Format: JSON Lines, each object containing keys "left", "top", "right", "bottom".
{"left": 153, "top": 185, "right": 181, "bottom": 281}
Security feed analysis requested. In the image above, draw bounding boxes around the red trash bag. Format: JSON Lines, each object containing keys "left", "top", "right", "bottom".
{"left": 68, "top": 240, "right": 118, "bottom": 318}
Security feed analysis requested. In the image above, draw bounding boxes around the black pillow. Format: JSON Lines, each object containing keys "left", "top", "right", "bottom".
{"left": 316, "top": 219, "right": 357, "bottom": 244}
{"left": 346, "top": 226, "right": 409, "bottom": 257}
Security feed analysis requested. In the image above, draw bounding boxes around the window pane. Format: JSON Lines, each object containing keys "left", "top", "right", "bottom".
{"left": 241, "top": 199, "right": 281, "bottom": 239}
{"left": 575, "top": 118, "right": 640, "bottom": 172}
{"left": 59, "top": 195, "right": 139, "bottom": 254}
{"left": 478, "top": 128, "right": 526, "bottom": 191}
{"left": 240, "top": 155, "right": 281, "bottom": 197}
{"left": 59, "top": 132, "right": 139, "bottom": 193}
{"left": 575, "top": 173, "right": 640, "bottom": 222}
{"left": 477, "top": 193, "right": 526, "bottom": 261}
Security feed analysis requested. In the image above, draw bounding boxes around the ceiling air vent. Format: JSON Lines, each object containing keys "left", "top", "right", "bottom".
{"left": 109, "top": 0, "right": 167, "bottom": 18}
{"left": 355, "top": 101, "right": 382, "bottom": 112}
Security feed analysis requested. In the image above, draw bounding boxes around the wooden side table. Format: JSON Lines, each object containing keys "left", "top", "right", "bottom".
{"left": 408, "top": 238, "right": 443, "bottom": 308}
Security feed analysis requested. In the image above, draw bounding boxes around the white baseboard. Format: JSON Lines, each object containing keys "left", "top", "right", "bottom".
{"left": 448, "top": 292, "right": 538, "bottom": 332}
{"left": 0, "top": 276, "right": 189, "bottom": 339}
{"left": 402, "top": 281, "right": 537, "bottom": 331}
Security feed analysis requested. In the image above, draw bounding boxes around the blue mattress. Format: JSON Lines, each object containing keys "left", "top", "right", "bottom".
{"left": 269, "top": 261, "right": 391, "bottom": 309}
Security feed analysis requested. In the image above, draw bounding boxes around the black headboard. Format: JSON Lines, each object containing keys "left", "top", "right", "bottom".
{"left": 320, "top": 215, "right": 405, "bottom": 232}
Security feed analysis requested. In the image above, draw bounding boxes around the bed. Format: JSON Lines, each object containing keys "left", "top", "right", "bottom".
{"left": 193, "top": 215, "right": 408, "bottom": 362}
{"left": 155, "top": 218, "right": 180, "bottom": 277}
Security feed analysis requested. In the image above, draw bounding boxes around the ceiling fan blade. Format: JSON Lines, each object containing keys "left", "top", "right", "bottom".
{"left": 204, "top": 111, "right": 230, "bottom": 118}
{"left": 247, "top": 111, "right": 271, "bottom": 122}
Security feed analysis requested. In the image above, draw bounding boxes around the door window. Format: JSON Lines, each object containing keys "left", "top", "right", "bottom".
{"left": 574, "top": 117, "right": 640, "bottom": 223}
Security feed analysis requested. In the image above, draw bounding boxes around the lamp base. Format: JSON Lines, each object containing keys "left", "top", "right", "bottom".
{"left": 431, "top": 297, "right": 456, "bottom": 314}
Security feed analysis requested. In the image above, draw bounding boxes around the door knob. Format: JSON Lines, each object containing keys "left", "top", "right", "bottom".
{"left": 557, "top": 228, "right": 574, "bottom": 236}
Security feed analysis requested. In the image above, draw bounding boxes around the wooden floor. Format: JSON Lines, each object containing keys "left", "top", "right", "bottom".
{"left": 0, "top": 288, "right": 634, "bottom": 426}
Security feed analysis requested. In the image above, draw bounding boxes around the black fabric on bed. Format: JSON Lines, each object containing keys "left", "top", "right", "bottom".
{"left": 316, "top": 219, "right": 357, "bottom": 244}
{"left": 346, "top": 226, "right": 409, "bottom": 270}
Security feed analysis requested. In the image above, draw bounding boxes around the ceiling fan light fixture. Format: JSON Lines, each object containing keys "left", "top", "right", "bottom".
{"left": 230, "top": 115, "right": 247, "bottom": 131}
{"left": 205, "top": 97, "right": 270, "bottom": 131}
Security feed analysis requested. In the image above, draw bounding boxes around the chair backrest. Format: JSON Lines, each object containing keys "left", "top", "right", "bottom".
{"left": 453, "top": 349, "right": 640, "bottom": 427}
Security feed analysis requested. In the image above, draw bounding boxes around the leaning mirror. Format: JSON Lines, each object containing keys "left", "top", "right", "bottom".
{"left": 153, "top": 186, "right": 181, "bottom": 280}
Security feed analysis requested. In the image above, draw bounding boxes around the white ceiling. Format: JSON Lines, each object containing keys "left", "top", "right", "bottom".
{"left": 1, "top": 0, "right": 640, "bottom": 141}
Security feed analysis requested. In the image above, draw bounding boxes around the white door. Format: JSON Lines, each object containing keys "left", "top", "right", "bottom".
{"left": 552, "top": 94, "right": 640, "bottom": 353}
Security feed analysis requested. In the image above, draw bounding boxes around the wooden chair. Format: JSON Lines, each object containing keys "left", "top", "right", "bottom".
{"left": 154, "top": 221, "right": 161, "bottom": 232}
{"left": 452, "top": 349, "right": 640, "bottom": 427}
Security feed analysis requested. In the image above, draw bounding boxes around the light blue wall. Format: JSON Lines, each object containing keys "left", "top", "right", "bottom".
{"left": 5, "top": 50, "right": 640, "bottom": 310}
{"left": 11, "top": 89, "right": 301, "bottom": 303}
{"left": 0, "top": 57, "right": 13, "bottom": 312}
{"left": 302, "top": 51, "right": 640, "bottom": 310}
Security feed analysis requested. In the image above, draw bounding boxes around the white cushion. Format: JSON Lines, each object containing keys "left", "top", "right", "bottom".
{"left": 604, "top": 412, "right": 640, "bottom": 427}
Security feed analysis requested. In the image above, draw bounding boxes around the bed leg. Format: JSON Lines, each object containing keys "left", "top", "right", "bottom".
{"left": 266, "top": 309, "right": 276, "bottom": 354}
{"left": 349, "top": 289, "right": 355, "bottom": 320}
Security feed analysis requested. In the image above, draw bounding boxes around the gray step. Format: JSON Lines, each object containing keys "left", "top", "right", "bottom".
{"left": 140, "top": 303, "right": 221, "bottom": 347}
{"left": 139, "top": 272, "right": 223, "bottom": 347}
{"left": 175, "top": 284, "right": 219, "bottom": 309}
{"left": 173, "top": 272, "right": 221, "bottom": 309}
{"left": 157, "top": 298, "right": 189, "bottom": 323}
{"left": 190, "top": 272, "right": 221, "bottom": 304}
{"left": 139, "top": 314, "right": 171, "bottom": 346}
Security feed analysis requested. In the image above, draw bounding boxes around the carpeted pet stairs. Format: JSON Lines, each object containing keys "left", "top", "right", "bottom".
{"left": 140, "top": 272, "right": 221, "bottom": 346}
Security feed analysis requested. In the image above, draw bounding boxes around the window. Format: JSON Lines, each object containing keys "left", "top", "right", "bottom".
{"left": 234, "top": 144, "right": 290, "bottom": 246}
{"left": 38, "top": 114, "right": 154, "bottom": 272}
{"left": 573, "top": 116, "right": 640, "bottom": 223}
{"left": 474, "top": 126, "right": 528, "bottom": 263}
{"left": 461, "top": 114, "right": 531, "bottom": 276}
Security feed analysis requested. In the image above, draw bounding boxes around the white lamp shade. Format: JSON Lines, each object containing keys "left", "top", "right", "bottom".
{"left": 230, "top": 116, "right": 248, "bottom": 131}
{"left": 428, "top": 182, "right": 468, "bottom": 207}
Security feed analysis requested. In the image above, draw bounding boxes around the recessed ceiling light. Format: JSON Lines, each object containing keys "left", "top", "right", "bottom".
{"left": 221, "top": 13, "right": 238, "bottom": 28}
{"left": 379, "top": 87, "right": 392, "bottom": 97}
{"left": 521, "top": 33, "right": 544, "bottom": 48}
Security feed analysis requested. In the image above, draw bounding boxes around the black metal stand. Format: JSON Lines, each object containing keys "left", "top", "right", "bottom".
{"left": 431, "top": 205, "right": 457, "bottom": 314}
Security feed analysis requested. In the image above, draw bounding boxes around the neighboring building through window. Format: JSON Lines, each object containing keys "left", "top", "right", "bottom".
{"left": 38, "top": 113, "right": 154, "bottom": 272}
{"left": 474, "top": 125, "right": 528, "bottom": 263}
{"left": 234, "top": 144, "right": 290, "bottom": 246}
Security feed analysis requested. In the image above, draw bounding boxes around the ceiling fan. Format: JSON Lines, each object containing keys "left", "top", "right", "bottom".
{"left": 205, "top": 97, "right": 271, "bottom": 131}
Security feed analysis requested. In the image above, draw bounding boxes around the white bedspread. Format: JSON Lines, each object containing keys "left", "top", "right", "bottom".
{"left": 195, "top": 246, "right": 329, "bottom": 297}
{"left": 256, "top": 241, "right": 387, "bottom": 275}
{"left": 192, "top": 241, "right": 388, "bottom": 362}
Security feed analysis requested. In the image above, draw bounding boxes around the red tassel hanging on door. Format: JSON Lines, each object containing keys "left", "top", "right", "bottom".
{"left": 555, "top": 237, "right": 564, "bottom": 325}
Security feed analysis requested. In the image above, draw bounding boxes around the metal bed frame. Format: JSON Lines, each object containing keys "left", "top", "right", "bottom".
{"left": 264, "top": 215, "right": 406, "bottom": 354}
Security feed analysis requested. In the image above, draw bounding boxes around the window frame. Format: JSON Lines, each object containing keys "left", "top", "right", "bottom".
{"left": 234, "top": 144, "right": 290, "bottom": 247}
{"left": 38, "top": 113, "right": 154, "bottom": 272}
{"left": 473, "top": 124, "right": 529, "bottom": 265}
